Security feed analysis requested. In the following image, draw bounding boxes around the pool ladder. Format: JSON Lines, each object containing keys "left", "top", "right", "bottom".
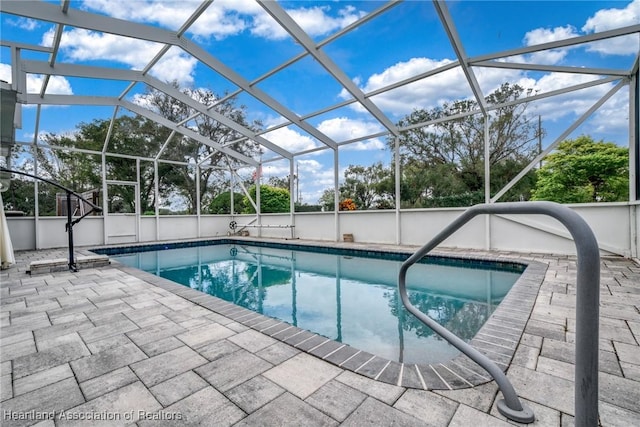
{"left": 398, "top": 201, "right": 600, "bottom": 425}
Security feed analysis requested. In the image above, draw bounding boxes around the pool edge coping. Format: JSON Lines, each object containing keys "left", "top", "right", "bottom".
{"left": 89, "top": 236, "right": 547, "bottom": 391}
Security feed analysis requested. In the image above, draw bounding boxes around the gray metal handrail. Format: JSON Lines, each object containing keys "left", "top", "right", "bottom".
{"left": 398, "top": 201, "right": 600, "bottom": 425}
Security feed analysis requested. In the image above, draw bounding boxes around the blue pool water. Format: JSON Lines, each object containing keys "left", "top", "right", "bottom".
{"left": 108, "top": 242, "right": 523, "bottom": 365}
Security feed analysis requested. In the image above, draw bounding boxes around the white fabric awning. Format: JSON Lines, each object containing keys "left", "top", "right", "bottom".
{"left": 0, "top": 192, "right": 15, "bottom": 269}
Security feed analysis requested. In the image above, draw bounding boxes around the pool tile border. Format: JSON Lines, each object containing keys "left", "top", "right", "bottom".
{"left": 95, "top": 237, "right": 546, "bottom": 391}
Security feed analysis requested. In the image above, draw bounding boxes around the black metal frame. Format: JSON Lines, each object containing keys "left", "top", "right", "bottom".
{"left": 1, "top": 167, "right": 103, "bottom": 271}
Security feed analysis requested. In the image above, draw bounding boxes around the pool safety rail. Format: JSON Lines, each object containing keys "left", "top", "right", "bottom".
{"left": 1, "top": 167, "right": 103, "bottom": 272}
{"left": 398, "top": 201, "right": 600, "bottom": 425}
{"left": 229, "top": 220, "right": 295, "bottom": 239}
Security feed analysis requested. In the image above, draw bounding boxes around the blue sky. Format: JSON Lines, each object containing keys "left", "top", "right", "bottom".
{"left": 1, "top": 0, "right": 638, "bottom": 204}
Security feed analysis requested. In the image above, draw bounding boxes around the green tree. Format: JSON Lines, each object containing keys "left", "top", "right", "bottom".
{"left": 318, "top": 188, "right": 336, "bottom": 211}
{"left": 144, "top": 83, "right": 262, "bottom": 214}
{"left": 208, "top": 191, "right": 247, "bottom": 214}
{"left": 242, "top": 185, "right": 290, "bottom": 213}
{"left": 267, "top": 176, "right": 290, "bottom": 189}
{"left": 532, "top": 135, "right": 628, "bottom": 203}
{"left": 30, "top": 82, "right": 261, "bottom": 215}
{"left": 391, "top": 83, "right": 541, "bottom": 207}
{"left": 39, "top": 116, "right": 168, "bottom": 214}
{"left": 339, "top": 163, "right": 390, "bottom": 209}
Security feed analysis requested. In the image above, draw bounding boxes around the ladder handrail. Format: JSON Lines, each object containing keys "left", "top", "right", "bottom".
{"left": 1, "top": 167, "right": 103, "bottom": 271}
{"left": 398, "top": 201, "right": 599, "bottom": 425}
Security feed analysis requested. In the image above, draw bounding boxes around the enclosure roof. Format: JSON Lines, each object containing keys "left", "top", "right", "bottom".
{"left": 1, "top": 0, "right": 639, "bottom": 173}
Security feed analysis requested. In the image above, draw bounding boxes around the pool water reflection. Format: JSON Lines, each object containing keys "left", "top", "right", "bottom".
{"left": 113, "top": 243, "right": 522, "bottom": 365}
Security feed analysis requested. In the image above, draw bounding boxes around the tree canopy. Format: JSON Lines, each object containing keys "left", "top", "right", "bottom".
{"left": 532, "top": 135, "right": 628, "bottom": 203}
{"left": 11, "top": 83, "right": 261, "bottom": 215}
{"left": 390, "top": 83, "right": 541, "bottom": 207}
{"left": 242, "top": 185, "right": 290, "bottom": 214}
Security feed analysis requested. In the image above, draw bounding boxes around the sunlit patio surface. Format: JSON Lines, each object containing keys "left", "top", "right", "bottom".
{"left": 1, "top": 241, "right": 639, "bottom": 426}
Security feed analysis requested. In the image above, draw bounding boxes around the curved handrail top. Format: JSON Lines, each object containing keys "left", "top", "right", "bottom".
{"left": 0, "top": 167, "right": 103, "bottom": 212}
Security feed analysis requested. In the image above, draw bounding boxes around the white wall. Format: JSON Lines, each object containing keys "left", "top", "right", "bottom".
{"left": 401, "top": 209, "right": 486, "bottom": 249}
{"left": 38, "top": 217, "right": 104, "bottom": 249}
{"left": 158, "top": 215, "right": 199, "bottom": 241}
{"left": 6, "top": 203, "right": 639, "bottom": 258}
{"left": 140, "top": 216, "right": 156, "bottom": 242}
{"left": 340, "top": 210, "right": 396, "bottom": 244}
{"left": 5, "top": 217, "right": 35, "bottom": 251}
{"left": 294, "top": 213, "right": 335, "bottom": 241}
{"left": 200, "top": 215, "right": 232, "bottom": 239}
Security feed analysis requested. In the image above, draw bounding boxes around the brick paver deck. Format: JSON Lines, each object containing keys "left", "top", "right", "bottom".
{"left": 1, "top": 241, "right": 639, "bottom": 426}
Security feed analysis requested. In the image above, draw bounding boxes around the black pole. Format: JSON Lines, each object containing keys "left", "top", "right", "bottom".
{"left": 66, "top": 191, "right": 77, "bottom": 272}
{"left": 1, "top": 168, "right": 101, "bottom": 273}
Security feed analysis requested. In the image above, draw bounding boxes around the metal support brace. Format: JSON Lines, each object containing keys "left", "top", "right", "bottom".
{"left": 398, "top": 201, "right": 600, "bottom": 425}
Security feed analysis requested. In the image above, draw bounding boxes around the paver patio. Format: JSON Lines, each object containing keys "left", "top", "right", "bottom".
{"left": 1, "top": 241, "right": 639, "bottom": 426}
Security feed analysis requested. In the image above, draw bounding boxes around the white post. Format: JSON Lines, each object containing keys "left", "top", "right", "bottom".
{"left": 289, "top": 158, "right": 295, "bottom": 238}
{"left": 484, "top": 118, "right": 491, "bottom": 250}
{"left": 136, "top": 158, "right": 140, "bottom": 242}
{"left": 394, "top": 136, "right": 401, "bottom": 245}
{"left": 629, "top": 68, "right": 638, "bottom": 257}
{"left": 230, "top": 167, "right": 235, "bottom": 217}
{"left": 33, "top": 106, "right": 40, "bottom": 250}
{"left": 256, "top": 164, "right": 261, "bottom": 238}
{"left": 196, "top": 165, "right": 201, "bottom": 238}
{"left": 154, "top": 160, "right": 160, "bottom": 241}
{"left": 102, "top": 154, "right": 108, "bottom": 244}
{"left": 333, "top": 148, "right": 340, "bottom": 242}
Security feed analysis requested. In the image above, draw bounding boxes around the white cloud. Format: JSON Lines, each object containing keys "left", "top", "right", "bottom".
{"left": 0, "top": 63, "right": 73, "bottom": 96}
{"left": 519, "top": 73, "right": 629, "bottom": 144}
{"left": 317, "top": 117, "right": 385, "bottom": 150}
{"left": 583, "top": 0, "right": 640, "bottom": 32}
{"left": 6, "top": 17, "right": 39, "bottom": 31}
{"left": 251, "top": 4, "right": 365, "bottom": 40}
{"left": 582, "top": 0, "right": 640, "bottom": 55}
{"left": 262, "top": 125, "right": 321, "bottom": 153}
{"left": 42, "top": 28, "right": 197, "bottom": 85}
{"left": 524, "top": 26, "right": 580, "bottom": 46}
{"left": 517, "top": 2, "right": 639, "bottom": 61}
{"left": 346, "top": 58, "right": 465, "bottom": 115}
{"left": 347, "top": 57, "right": 535, "bottom": 116}
{"left": 522, "top": 26, "right": 580, "bottom": 64}
{"left": 586, "top": 90, "right": 629, "bottom": 134}
{"left": 261, "top": 162, "right": 289, "bottom": 178}
{"left": 81, "top": 0, "right": 365, "bottom": 41}
{"left": 296, "top": 158, "right": 340, "bottom": 202}
{"left": 0, "top": 63, "right": 13, "bottom": 85}
{"left": 81, "top": 0, "right": 198, "bottom": 31}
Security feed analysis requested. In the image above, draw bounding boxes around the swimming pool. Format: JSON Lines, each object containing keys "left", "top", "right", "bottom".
{"left": 103, "top": 240, "right": 525, "bottom": 365}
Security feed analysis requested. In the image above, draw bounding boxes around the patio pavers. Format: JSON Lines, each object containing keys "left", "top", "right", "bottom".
{"left": 1, "top": 242, "right": 639, "bottom": 426}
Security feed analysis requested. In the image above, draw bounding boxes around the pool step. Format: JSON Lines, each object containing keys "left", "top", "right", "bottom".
{"left": 28, "top": 255, "right": 110, "bottom": 274}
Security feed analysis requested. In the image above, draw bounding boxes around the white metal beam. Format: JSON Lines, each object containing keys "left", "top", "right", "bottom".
{"left": 117, "top": 0, "right": 213, "bottom": 100}
{"left": 491, "top": 80, "right": 627, "bottom": 202}
{"left": 180, "top": 40, "right": 339, "bottom": 150}
{"left": 258, "top": 0, "right": 399, "bottom": 136}
{"left": 630, "top": 57, "right": 639, "bottom": 201}
{"left": 0, "top": 40, "right": 53, "bottom": 52}
{"left": 5, "top": 0, "right": 339, "bottom": 150}
{"left": 2, "top": 1, "right": 178, "bottom": 45}
{"left": 472, "top": 60, "right": 630, "bottom": 77}
{"left": 121, "top": 100, "right": 259, "bottom": 166}
{"left": 469, "top": 24, "right": 640, "bottom": 64}
{"left": 194, "top": 1, "right": 402, "bottom": 143}
{"left": 22, "top": 60, "right": 292, "bottom": 159}
{"left": 433, "top": 1, "right": 488, "bottom": 115}
{"left": 22, "top": 60, "right": 143, "bottom": 81}
{"left": 28, "top": 94, "right": 255, "bottom": 165}
{"left": 142, "top": 75, "right": 293, "bottom": 159}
